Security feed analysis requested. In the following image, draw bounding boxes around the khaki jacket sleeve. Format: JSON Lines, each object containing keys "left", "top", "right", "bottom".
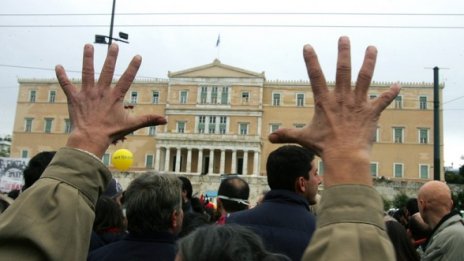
{"left": 0, "top": 147, "right": 111, "bottom": 261}
{"left": 302, "top": 185, "right": 395, "bottom": 261}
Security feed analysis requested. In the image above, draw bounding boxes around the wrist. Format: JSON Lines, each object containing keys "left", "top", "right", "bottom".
{"left": 321, "top": 148, "right": 373, "bottom": 187}
{"left": 66, "top": 131, "right": 110, "bottom": 158}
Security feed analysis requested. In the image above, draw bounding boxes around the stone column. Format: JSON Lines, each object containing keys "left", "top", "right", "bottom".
{"left": 198, "top": 149, "right": 203, "bottom": 174}
{"left": 220, "top": 149, "right": 226, "bottom": 174}
{"left": 253, "top": 150, "right": 260, "bottom": 176}
{"left": 164, "top": 147, "right": 171, "bottom": 172}
{"left": 208, "top": 149, "right": 215, "bottom": 174}
{"left": 175, "top": 148, "right": 181, "bottom": 173}
{"left": 186, "top": 148, "right": 192, "bottom": 173}
{"left": 154, "top": 146, "right": 161, "bottom": 171}
{"left": 231, "top": 150, "right": 237, "bottom": 173}
{"left": 243, "top": 150, "right": 248, "bottom": 175}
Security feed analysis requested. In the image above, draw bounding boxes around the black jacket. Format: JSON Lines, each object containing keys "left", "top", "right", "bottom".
{"left": 227, "top": 189, "right": 316, "bottom": 261}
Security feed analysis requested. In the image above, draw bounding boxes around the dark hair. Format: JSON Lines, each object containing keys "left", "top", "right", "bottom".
{"left": 178, "top": 176, "right": 193, "bottom": 199}
{"left": 218, "top": 176, "right": 250, "bottom": 212}
{"left": 406, "top": 198, "right": 419, "bottom": 216}
{"left": 124, "top": 174, "right": 182, "bottom": 234}
{"left": 385, "top": 221, "right": 420, "bottom": 261}
{"left": 93, "top": 196, "right": 125, "bottom": 234}
{"left": 178, "top": 212, "right": 210, "bottom": 238}
{"left": 22, "top": 151, "right": 56, "bottom": 191}
{"left": 177, "top": 224, "right": 291, "bottom": 261}
{"left": 408, "top": 213, "right": 431, "bottom": 241}
{"left": 266, "top": 145, "right": 314, "bottom": 191}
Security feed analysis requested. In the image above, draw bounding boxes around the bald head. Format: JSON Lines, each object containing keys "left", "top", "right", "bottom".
{"left": 418, "top": 181, "right": 453, "bottom": 228}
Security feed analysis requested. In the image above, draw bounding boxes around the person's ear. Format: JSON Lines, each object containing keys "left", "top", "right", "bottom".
{"left": 171, "top": 209, "right": 183, "bottom": 230}
{"left": 296, "top": 177, "right": 306, "bottom": 193}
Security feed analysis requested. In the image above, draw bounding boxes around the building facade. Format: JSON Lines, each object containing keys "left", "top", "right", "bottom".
{"left": 11, "top": 59, "right": 444, "bottom": 180}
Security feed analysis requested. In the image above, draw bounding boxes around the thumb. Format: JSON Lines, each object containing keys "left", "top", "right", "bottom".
{"left": 268, "top": 128, "right": 302, "bottom": 144}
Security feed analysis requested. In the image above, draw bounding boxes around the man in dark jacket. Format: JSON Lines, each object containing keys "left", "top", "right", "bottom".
{"left": 88, "top": 174, "right": 183, "bottom": 261}
{"left": 227, "top": 145, "right": 320, "bottom": 261}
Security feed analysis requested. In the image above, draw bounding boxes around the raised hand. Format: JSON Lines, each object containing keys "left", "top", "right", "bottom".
{"left": 269, "top": 36, "right": 400, "bottom": 186}
{"left": 55, "top": 44, "right": 167, "bottom": 158}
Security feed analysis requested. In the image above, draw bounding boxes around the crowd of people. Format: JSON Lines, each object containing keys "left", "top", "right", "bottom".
{"left": 0, "top": 36, "right": 462, "bottom": 260}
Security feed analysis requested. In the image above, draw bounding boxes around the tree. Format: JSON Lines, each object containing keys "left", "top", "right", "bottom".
{"left": 392, "top": 192, "right": 409, "bottom": 209}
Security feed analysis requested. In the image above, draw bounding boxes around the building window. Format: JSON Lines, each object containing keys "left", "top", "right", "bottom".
{"left": 296, "top": 93, "right": 305, "bottom": 107}
{"left": 419, "top": 96, "right": 427, "bottom": 110}
{"left": 219, "top": 116, "right": 227, "bottom": 134}
{"left": 242, "top": 92, "right": 249, "bottom": 103}
{"left": 374, "top": 127, "right": 380, "bottom": 142}
{"left": 24, "top": 118, "right": 33, "bottom": 132}
{"left": 418, "top": 128, "right": 429, "bottom": 144}
{"left": 44, "top": 118, "right": 53, "bottom": 133}
{"left": 180, "top": 90, "right": 188, "bottom": 104}
{"left": 239, "top": 123, "right": 248, "bottom": 135}
{"left": 200, "top": 86, "right": 208, "bottom": 104}
{"left": 394, "top": 96, "right": 403, "bottom": 109}
{"left": 211, "top": 86, "right": 218, "bottom": 104}
{"left": 148, "top": 126, "right": 156, "bottom": 136}
{"left": 102, "top": 153, "right": 110, "bottom": 166}
{"left": 64, "top": 119, "right": 71, "bottom": 133}
{"left": 369, "top": 94, "right": 377, "bottom": 100}
{"left": 270, "top": 124, "right": 280, "bottom": 133}
{"left": 394, "top": 163, "right": 403, "bottom": 178}
{"left": 273, "top": 93, "right": 281, "bottom": 106}
{"left": 294, "top": 123, "right": 305, "bottom": 128}
{"left": 21, "top": 150, "right": 29, "bottom": 158}
{"left": 131, "top": 91, "right": 138, "bottom": 104}
{"left": 393, "top": 127, "right": 404, "bottom": 143}
{"left": 221, "top": 87, "right": 229, "bottom": 104}
{"left": 177, "top": 121, "right": 185, "bottom": 133}
{"left": 29, "top": 90, "right": 36, "bottom": 102}
{"left": 318, "top": 160, "right": 324, "bottom": 176}
{"left": 49, "top": 90, "right": 56, "bottom": 103}
{"left": 370, "top": 162, "right": 378, "bottom": 177}
{"left": 198, "top": 116, "right": 206, "bottom": 133}
{"left": 152, "top": 91, "right": 159, "bottom": 104}
{"left": 420, "top": 164, "right": 429, "bottom": 179}
{"left": 208, "top": 116, "right": 216, "bottom": 134}
{"left": 146, "top": 154, "right": 154, "bottom": 169}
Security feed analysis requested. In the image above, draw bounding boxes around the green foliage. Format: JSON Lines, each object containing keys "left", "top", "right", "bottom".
{"left": 453, "top": 191, "right": 464, "bottom": 211}
{"left": 382, "top": 197, "right": 392, "bottom": 211}
{"left": 446, "top": 169, "right": 464, "bottom": 184}
{"left": 392, "top": 192, "right": 409, "bottom": 209}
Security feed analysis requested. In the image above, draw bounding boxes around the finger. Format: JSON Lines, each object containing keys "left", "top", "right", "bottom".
{"left": 372, "top": 83, "right": 401, "bottom": 114}
{"left": 115, "top": 55, "right": 142, "bottom": 98}
{"left": 268, "top": 128, "right": 302, "bottom": 144}
{"left": 355, "top": 46, "right": 377, "bottom": 103}
{"left": 303, "top": 44, "right": 328, "bottom": 99}
{"left": 97, "top": 44, "right": 119, "bottom": 88}
{"left": 81, "top": 44, "right": 95, "bottom": 90}
{"left": 335, "top": 36, "right": 352, "bottom": 96}
{"left": 112, "top": 115, "right": 167, "bottom": 141}
{"left": 55, "top": 65, "right": 77, "bottom": 98}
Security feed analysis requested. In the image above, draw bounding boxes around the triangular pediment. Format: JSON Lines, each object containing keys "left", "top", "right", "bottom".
{"left": 168, "top": 59, "right": 265, "bottom": 79}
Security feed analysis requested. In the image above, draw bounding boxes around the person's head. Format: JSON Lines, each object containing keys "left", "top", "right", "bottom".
{"left": 93, "top": 196, "right": 125, "bottom": 234}
{"left": 178, "top": 176, "right": 193, "bottom": 201}
{"left": 22, "top": 151, "right": 56, "bottom": 191}
{"left": 103, "top": 178, "right": 124, "bottom": 205}
{"left": 266, "top": 145, "right": 320, "bottom": 204}
{"left": 217, "top": 176, "right": 250, "bottom": 213}
{"left": 123, "top": 173, "right": 183, "bottom": 235}
{"left": 385, "top": 221, "right": 420, "bottom": 261}
{"left": 418, "top": 181, "right": 453, "bottom": 229}
{"left": 176, "top": 224, "right": 290, "bottom": 261}
{"left": 178, "top": 212, "right": 210, "bottom": 238}
{"left": 408, "top": 212, "right": 431, "bottom": 241}
{"left": 405, "top": 197, "right": 419, "bottom": 217}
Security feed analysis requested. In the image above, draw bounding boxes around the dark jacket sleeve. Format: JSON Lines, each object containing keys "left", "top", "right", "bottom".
{"left": 0, "top": 147, "right": 111, "bottom": 261}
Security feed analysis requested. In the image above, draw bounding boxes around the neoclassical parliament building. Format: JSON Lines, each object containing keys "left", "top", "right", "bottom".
{"left": 10, "top": 59, "right": 444, "bottom": 180}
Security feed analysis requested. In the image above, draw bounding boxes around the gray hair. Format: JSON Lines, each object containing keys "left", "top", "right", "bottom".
{"left": 123, "top": 173, "right": 182, "bottom": 234}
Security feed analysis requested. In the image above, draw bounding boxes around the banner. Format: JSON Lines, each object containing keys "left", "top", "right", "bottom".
{"left": 0, "top": 157, "right": 29, "bottom": 193}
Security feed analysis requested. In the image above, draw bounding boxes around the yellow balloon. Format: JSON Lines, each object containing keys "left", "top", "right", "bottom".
{"left": 112, "top": 149, "right": 133, "bottom": 171}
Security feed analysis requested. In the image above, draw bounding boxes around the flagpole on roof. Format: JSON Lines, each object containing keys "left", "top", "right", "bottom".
{"left": 216, "top": 34, "right": 221, "bottom": 60}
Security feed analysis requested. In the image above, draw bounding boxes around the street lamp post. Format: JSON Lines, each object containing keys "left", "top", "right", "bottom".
{"left": 94, "top": 0, "right": 129, "bottom": 46}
